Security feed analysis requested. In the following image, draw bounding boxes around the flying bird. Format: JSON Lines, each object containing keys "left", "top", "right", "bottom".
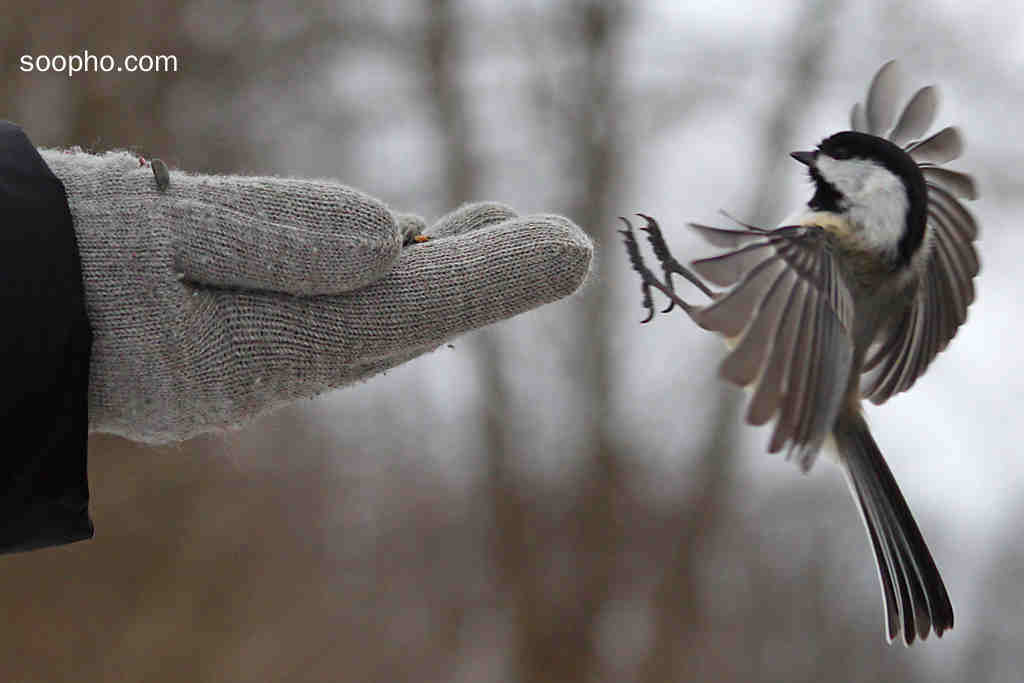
{"left": 620, "top": 60, "right": 978, "bottom": 645}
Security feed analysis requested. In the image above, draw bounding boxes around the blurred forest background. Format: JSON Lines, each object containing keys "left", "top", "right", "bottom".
{"left": 1, "top": 0, "right": 1022, "bottom": 681}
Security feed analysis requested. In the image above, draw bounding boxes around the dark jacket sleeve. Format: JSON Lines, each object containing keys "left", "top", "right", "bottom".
{"left": 0, "top": 121, "right": 94, "bottom": 553}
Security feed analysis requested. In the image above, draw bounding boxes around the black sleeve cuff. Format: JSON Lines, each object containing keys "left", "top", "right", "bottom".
{"left": 0, "top": 121, "right": 94, "bottom": 554}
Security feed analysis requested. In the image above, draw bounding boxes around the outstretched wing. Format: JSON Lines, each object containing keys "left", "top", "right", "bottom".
{"left": 861, "top": 180, "right": 979, "bottom": 403}
{"left": 689, "top": 224, "right": 855, "bottom": 469}
{"left": 848, "top": 60, "right": 981, "bottom": 403}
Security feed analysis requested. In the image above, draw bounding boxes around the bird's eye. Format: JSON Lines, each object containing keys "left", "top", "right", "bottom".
{"left": 831, "top": 145, "right": 851, "bottom": 160}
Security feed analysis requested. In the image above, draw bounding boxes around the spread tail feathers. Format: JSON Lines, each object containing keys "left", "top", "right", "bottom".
{"left": 834, "top": 412, "right": 953, "bottom": 645}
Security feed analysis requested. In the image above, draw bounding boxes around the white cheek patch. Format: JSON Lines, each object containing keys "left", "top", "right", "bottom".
{"left": 815, "top": 156, "right": 908, "bottom": 255}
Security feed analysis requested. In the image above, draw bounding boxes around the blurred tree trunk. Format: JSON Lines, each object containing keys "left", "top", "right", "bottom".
{"left": 560, "top": 4, "right": 628, "bottom": 682}
{"left": 420, "top": 0, "right": 479, "bottom": 676}
{"left": 507, "top": 2, "right": 631, "bottom": 680}
{"left": 427, "top": 1, "right": 634, "bottom": 679}
{"left": 420, "top": 1, "right": 599, "bottom": 679}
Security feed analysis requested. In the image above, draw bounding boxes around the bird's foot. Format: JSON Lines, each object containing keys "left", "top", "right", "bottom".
{"left": 618, "top": 214, "right": 711, "bottom": 323}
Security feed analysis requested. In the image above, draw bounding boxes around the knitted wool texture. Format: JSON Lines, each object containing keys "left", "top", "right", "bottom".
{"left": 42, "top": 149, "right": 593, "bottom": 443}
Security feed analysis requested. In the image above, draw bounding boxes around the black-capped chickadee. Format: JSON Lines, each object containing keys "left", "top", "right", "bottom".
{"left": 620, "top": 61, "right": 979, "bottom": 645}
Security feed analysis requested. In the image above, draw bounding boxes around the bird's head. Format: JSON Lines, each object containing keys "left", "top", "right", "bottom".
{"left": 791, "top": 131, "right": 928, "bottom": 264}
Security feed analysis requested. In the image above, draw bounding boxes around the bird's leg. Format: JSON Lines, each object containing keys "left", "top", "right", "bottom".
{"left": 619, "top": 215, "right": 709, "bottom": 323}
{"left": 619, "top": 218, "right": 659, "bottom": 323}
{"left": 636, "top": 214, "right": 715, "bottom": 312}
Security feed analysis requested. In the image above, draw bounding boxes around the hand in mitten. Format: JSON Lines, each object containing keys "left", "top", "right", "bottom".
{"left": 43, "top": 150, "right": 592, "bottom": 443}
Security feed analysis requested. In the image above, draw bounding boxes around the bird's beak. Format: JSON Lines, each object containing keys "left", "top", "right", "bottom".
{"left": 790, "top": 150, "right": 817, "bottom": 166}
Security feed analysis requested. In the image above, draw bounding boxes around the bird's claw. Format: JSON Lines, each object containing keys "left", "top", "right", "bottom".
{"left": 619, "top": 215, "right": 711, "bottom": 324}
{"left": 636, "top": 213, "right": 715, "bottom": 299}
{"left": 618, "top": 218, "right": 657, "bottom": 323}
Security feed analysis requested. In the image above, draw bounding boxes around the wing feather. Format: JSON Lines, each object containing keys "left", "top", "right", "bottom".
{"left": 789, "top": 244, "right": 824, "bottom": 453}
{"left": 692, "top": 242, "right": 777, "bottom": 287}
{"left": 811, "top": 267, "right": 856, "bottom": 452}
{"left": 915, "top": 269, "right": 940, "bottom": 381}
{"left": 907, "top": 127, "right": 963, "bottom": 164}
{"left": 863, "top": 307, "right": 908, "bottom": 372}
{"left": 693, "top": 227, "right": 855, "bottom": 464}
{"left": 929, "top": 183, "right": 979, "bottom": 241}
{"left": 861, "top": 186, "right": 980, "bottom": 403}
{"left": 866, "top": 60, "right": 903, "bottom": 136}
{"left": 747, "top": 282, "right": 800, "bottom": 425}
{"left": 930, "top": 209, "right": 976, "bottom": 309}
{"left": 719, "top": 269, "right": 797, "bottom": 385}
{"left": 850, "top": 102, "right": 869, "bottom": 133}
{"left": 688, "top": 222, "right": 766, "bottom": 249}
{"left": 695, "top": 258, "right": 786, "bottom": 336}
{"left": 881, "top": 305, "right": 919, "bottom": 398}
{"left": 771, "top": 288, "right": 814, "bottom": 453}
{"left": 922, "top": 167, "right": 978, "bottom": 200}
{"left": 931, "top": 238, "right": 968, "bottom": 330}
{"left": 889, "top": 86, "right": 939, "bottom": 146}
{"left": 928, "top": 248, "right": 956, "bottom": 345}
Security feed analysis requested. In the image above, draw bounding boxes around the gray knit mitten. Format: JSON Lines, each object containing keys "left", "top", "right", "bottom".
{"left": 41, "top": 149, "right": 593, "bottom": 443}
